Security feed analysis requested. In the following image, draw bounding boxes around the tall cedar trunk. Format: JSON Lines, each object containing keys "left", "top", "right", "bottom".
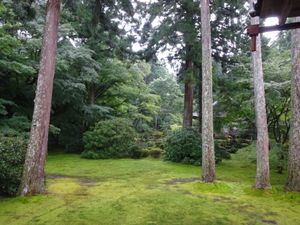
{"left": 19, "top": 0, "right": 60, "bottom": 196}
{"left": 250, "top": 15, "right": 271, "bottom": 189}
{"left": 201, "top": 0, "right": 215, "bottom": 183}
{"left": 198, "top": 68, "right": 202, "bottom": 133}
{"left": 286, "top": 17, "right": 300, "bottom": 192}
{"left": 183, "top": 61, "right": 194, "bottom": 128}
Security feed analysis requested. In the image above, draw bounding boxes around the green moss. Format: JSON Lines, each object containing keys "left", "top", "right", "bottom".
{"left": 183, "top": 182, "right": 234, "bottom": 195}
{"left": 0, "top": 146, "right": 299, "bottom": 225}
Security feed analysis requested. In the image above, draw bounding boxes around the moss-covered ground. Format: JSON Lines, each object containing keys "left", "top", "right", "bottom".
{"left": 0, "top": 146, "right": 300, "bottom": 225}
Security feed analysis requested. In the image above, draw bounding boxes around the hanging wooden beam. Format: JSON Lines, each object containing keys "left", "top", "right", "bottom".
{"left": 248, "top": 0, "right": 300, "bottom": 52}
{"left": 247, "top": 22, "right": 300, "bottom": 51}
{"left": 259, "top": 22, "right": 300, "bottom": 33}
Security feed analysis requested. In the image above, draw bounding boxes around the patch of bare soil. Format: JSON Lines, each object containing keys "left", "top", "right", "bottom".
{"left": 163, "top": 177, "right": 200, "bottom": 185}
{"left": 262, "top": 220, "right": 277, "bottom": 225}
{"left": 47, "top": 174, "right": 104, "bottom": 186}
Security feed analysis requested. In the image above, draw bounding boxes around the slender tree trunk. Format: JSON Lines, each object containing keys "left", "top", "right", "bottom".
{"left": 250, "top": 15, "right": 271, "bottom": 189}
{"left": 286, "top": 17, "right": 300, "bottom": 192}
{"left": 155, "top": 115, "right": 158, "bottom": 129}
{"left": 90, "top": 85, "right": 96, "bottom": 105}
{"left": 201, "top": 0, "right": 215, "bottom": 183}
{"left": 183, "top": 61, "right": 194, "bottom": 128}
{"left": 19, "top": 0, "right": 61, "bottom": 196}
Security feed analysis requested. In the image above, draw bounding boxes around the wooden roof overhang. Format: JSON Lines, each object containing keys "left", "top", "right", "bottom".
{"left": 247, "top": 0, "right": 300, "bottom": 51}
{"left": 250, "top": 0, "right": 300, "bottom": 25}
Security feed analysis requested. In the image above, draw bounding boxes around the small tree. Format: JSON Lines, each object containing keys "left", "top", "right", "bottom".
{"left": 19, "top": 0, "right": 61, "bottom": 196}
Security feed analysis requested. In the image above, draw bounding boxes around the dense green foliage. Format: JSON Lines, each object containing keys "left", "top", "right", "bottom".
{"left": 0, "top": 0, "right": 296, "bottom": 197}
{"left": 0, "top": 136, "right": 27, "bottom": 196}
{"left": 212, "top": 34, "right": 292, "bottom": 170}
{"left": 164, "top": 128, "right": 230, "bottom": 165}
{"left": 164, "top": 129, "right": 202, "bottom": 165}
{"left": 0, "top": 0, "right": 292, "bottom": 158}
{"left": 81, "top": 118, "right": 138, "bottom": 159}
{"left": 0, "top": 1, "right": 183, "bottom": 154}
{"left": 145, "top": 147, "right": 163, "bottom": 158}
{"left": 149, "top": 70, "right": 183, "bottom": 130}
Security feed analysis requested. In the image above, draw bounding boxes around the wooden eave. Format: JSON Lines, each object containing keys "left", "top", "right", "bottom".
{"left": 251, "top": 0, "right": 300, "bottom": 24}
{"left": 248, "top": 0, "right": 300, "bottom": 51}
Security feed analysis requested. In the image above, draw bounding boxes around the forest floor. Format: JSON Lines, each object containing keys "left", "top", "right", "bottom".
{"left": 0, "top": 146, "right": 300, "bottom": 225}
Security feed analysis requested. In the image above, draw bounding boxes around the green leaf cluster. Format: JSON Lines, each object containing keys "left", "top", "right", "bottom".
{"left": 0, "top": 136, "right": 27, "bottom": 196}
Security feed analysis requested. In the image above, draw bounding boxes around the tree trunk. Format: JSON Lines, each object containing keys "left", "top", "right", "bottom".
{"left": 201, "top": 0, "right": 215, "bottom": 183}
{"left": 250, "top": 15, "right": 271, "bottom": 189}
{"left": 19, "top": 0, "right": 61, "bottom": 196}
{"left": 183, "top": 61, "right": 194, "bottom": 128}
{"left": 198, "top": 67, "right": 202, "bottom": 133}
{"left": 90, "top": 85, "right": 96, "bottom": 105}
{"left": 286, "top": 17, "right": 300, "bottom": 192}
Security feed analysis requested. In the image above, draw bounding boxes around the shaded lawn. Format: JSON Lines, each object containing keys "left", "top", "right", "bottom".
{"left": 0, "top": 147, "right": 299, "bottom": 225}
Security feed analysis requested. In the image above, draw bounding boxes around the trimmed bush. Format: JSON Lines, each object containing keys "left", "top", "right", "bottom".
{"left": 146, "top": 147, "right": 163, "bottom": 158}
{"left": 0, "top": 136, "right": 27, "bottom": 196}
{"left": 164, "top": 128, "right": 228, "bottom": 165}
{"left": 150, "top": 131, "right": 165, "bottom": 149}
{"left": 128, "top": 145, "right": 148, "bottom": 159}
{"left": 164, "top": 128, "right": 202, "bottom": 165}
{"left": 81, "top": 118, "right": 139, "bottom": 159}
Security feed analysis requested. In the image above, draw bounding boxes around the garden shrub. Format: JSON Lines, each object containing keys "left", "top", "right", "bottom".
{"left": 128, "top": 145, "right": 148, "bottom": 159}
{"left": 81, "top": 118, "right": 140, "bottom": 159}
{"left": 215, "top": 140, "right": 231, "bottom": 161}
{"left": 137, "top": 130, "right": 166, "bottom": 150}
{"left": 150, "top": 131, "right": 165, "bottom": 149}
{"left": 216, "top": 138, "right": 251, "bottom": 155}
{"left": 239, "top": 140, "right": 288, "bottom": 174}
{"left": 145, "top": 147, "right": 163, "bottom": 158}
{"left": 261, "top": 140, "right": 288, "bottom": 173}
{"left": 164, "top": 128, "right": 228, "bottom": 165}
{"left": 164, "top": 128, "right": 202, "bottom": 165}
{"left": 0, "top": 136, "right": 27, "bottom": 196}
{"left": 272, "top": 143, "right": 288, "bottom": 174}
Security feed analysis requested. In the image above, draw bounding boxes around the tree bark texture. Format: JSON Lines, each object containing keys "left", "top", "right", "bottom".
{"left": 19, "top": 0, "right": 61, "bottom": 196}
{"left": 183, "top": 61, "right": 194, "bottom": 128}
{"left": 201, "top": 0, "right": 215, "bottom": 183}
{"left": 250, "top": 15, "right": 271, "bottom": 189}
{"left": 198, "top": 68, "right": 202, "bottom": 133}
{"left": 286, "top": 17, "right": 300, "bottom": 192}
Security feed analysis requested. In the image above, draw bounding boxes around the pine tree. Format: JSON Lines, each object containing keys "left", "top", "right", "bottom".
{"left": 139, "top": 0, "right": 201, "bottom": 129}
